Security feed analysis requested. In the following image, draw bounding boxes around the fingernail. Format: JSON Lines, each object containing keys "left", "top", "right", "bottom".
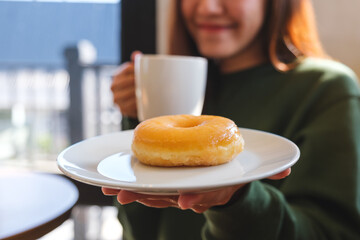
{"left": 178, "top": 195, "right": 196, "bottom": 209}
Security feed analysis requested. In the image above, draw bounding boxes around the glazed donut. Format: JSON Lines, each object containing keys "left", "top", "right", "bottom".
{"left": 131, "top": 115, "right": 244, "bottom": 167}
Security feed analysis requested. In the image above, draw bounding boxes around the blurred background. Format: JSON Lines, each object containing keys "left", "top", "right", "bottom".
{"left": 0, "top": 1, "right": 123, "bottom": 239}
{"left": 0, "top": 0, "right": 121, "bottom": 167}
{"left": 0, "top": 0, "right": 359, "bottom": 239}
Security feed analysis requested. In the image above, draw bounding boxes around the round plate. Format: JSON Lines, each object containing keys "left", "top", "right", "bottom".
{"left": 57, "top": 128, "right": 300, "bottom": 195}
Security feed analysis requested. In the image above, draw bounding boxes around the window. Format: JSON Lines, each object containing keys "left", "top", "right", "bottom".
{"left": 0, "top": 0, "right": 121, "bottom": 166}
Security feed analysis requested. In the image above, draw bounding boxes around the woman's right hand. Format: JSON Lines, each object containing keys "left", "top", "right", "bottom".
{"left": 111, "top": 51, "right": 142, "bottom": 118}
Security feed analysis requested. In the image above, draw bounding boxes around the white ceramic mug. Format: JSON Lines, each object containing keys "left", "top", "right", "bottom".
{"left": 134, "top": 54, "right": 208, "bottom": 121}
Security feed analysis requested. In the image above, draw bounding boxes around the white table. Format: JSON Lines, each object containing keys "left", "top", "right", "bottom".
{"left": 0, "top": 170, "right": 78, "bottom": 240}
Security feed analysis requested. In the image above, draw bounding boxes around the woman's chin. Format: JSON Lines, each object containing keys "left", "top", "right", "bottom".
{"left": 197, "top": 43, "right": 236, "bottom": 59}
{"left": 199, "top": 49, "right": 232, "bottom": 60}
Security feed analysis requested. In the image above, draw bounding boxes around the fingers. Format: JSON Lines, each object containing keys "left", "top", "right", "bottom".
{"left": 102, "top": 187, "right": 120, "bottom": 196}
{"left": 112, "top": 84, "right": 137, "bottom": 118}
{"left": 137, "top": 196, "right": 179, "bottom": 208}
{"left": 131, "top": 51, "right": 142, "bottom": 63}
{"left": 104, "top": 167, "right": 290, "bottom": 213}
{"left": 178, "top": 184, "right": 245, "bottom": 213}
{"left": 117, "top": 190, "right": 142, "bottom": 204}
{"left": 111, "top": 51, "right": 142, "bottom": 117}
{"left": 267, "top": 168, "right": 291, "bottom": 180}
{"left": 191, "top": 206, "right": 210, "bottom": 214}
{"left": 111, "top": 62, "right": 137, "bottom": 117}
{"left": 178, "top": 194, "right": 204, "bottom": 210}
{"left": 117, "top": 190, "right": 179, "bottom": 208}
{"left": 112, "top": 62, "right": 134, "bottom": 79}
{"left": 104, "top": 169, "right": 291, "bottom": 214}
{"left": 111, "top": 65, "right": 135, "bottom": 93}
{"left": 110, "top": 184, "right": 245, "bottom": 213}
{"left": 112, "top": 84, "right": 135, "bottom": 101}
{"left": 115, "top": 97, "right": 137, "bottom": 118}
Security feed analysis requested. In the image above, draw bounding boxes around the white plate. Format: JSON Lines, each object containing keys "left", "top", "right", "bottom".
{"left": 57, "top": 128, "right": 300, "bottom": 195}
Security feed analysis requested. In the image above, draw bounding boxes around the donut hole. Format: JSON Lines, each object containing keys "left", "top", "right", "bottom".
{"left": 173, "top": 120, "right": 203, "bottom": 128}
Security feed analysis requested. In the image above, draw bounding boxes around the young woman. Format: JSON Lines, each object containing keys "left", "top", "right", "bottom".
{"left": 106, "top": 0, "right": 360, "bottom": 239}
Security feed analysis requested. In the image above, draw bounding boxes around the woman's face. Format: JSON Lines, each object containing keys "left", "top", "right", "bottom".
{"left": 181, "top": 0, "right": 267, "bottom": 61}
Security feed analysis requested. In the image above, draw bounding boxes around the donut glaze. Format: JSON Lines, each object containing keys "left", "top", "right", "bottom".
{"left": 131, "top": 115, "right": 244, "bottom": 167}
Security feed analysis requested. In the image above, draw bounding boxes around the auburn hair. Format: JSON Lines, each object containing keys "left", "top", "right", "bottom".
{"left": 166, "top": 0, "right": 327, "bottom": 71}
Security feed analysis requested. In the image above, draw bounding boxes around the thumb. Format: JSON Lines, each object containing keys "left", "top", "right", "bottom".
{"left": 131, "top": 50, "right": 143, "bottom": 63}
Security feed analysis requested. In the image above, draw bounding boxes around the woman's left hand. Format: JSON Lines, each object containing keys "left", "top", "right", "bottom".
{"left": 102, "top": 168, "right": 291, "bottom": 213}
{"left": 103, "top": 184, "right": 245, "bottom": 213}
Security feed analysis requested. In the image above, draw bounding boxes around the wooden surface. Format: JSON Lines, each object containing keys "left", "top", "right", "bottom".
{"left": 0, "top": 169, "right": 78, "bottom": 240}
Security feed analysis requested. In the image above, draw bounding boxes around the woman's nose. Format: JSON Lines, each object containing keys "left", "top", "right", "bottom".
{"left": 196, "top": 0, "right": 224, "bottom": 16}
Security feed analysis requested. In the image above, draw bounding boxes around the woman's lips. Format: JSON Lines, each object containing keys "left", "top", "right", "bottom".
{"left": 197, "top": 23, "right": 235, "bottom": 32}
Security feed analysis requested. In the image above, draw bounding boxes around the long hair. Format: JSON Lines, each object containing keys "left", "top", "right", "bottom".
{"left": 166, "top": 0, "right": 327, "bottom": 71}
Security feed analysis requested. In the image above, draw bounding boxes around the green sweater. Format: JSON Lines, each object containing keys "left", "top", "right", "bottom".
{"left": 117, "top": 58, "right": 360, "bottom": 240}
